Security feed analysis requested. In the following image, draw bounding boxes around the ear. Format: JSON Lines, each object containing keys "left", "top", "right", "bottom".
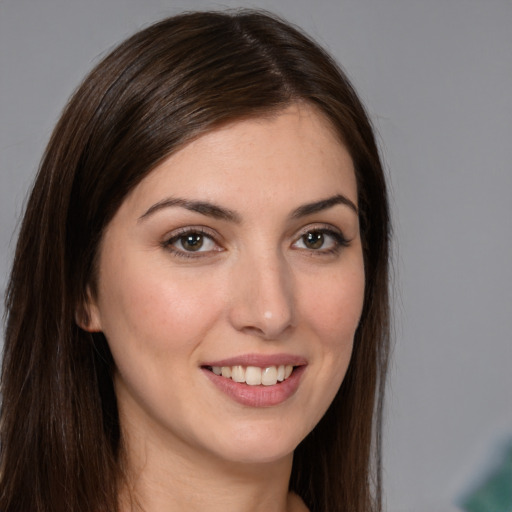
{"left": 75, "top": 287, "right": 102, "bottom": 332}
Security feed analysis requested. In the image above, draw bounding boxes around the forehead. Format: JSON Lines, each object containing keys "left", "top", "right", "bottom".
{"left": 121, "top": 103, "right": 357, "bottom": 216}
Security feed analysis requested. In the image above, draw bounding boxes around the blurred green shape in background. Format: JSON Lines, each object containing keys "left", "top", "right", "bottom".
{"left": 459, "top": 440, "right": 512, "bottom": 512}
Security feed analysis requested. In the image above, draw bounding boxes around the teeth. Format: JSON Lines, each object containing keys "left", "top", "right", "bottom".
{"left": 261, "top": 366, "right": 278, "bottom": 386}
{"left": 231, "top": 365, "right": 245, "bottom": 383}
{"left": 245, "top": 366, "right": 262, "bottom": 385}
{"left": 210, "top": 364, "right": 294, "bottom": 386}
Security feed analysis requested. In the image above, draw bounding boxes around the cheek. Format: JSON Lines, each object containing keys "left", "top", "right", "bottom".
{"left": 96, "top": 258, "right": 225, "bottom": 360}
{"left": 302, "top": 264, "right": 365, "bottom": 343}
{"left": 293, "top": 259, "right": 365, "bottom": 434}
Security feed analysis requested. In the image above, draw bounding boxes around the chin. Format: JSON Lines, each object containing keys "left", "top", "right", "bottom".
{"left": 205, "top": 420, "right": 306, "bottom": 465}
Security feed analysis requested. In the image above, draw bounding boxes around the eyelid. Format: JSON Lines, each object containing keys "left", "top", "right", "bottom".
{"left": 164, "top": 225, "right": 218, "bottom": 240}
{"left": 293, "top": 223, "right": 348, "bottom": 241}
{"left": 291, "top": 223, "right": 350, "bottom": 252}
{"left": 162, "top": 226, "right": 224, "bottom": 258}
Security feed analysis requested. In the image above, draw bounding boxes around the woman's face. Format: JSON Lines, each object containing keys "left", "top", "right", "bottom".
{"left": 86, "top": 103, "right": 365, "bottom": 466}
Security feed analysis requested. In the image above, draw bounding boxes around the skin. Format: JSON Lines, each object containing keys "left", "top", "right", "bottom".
{"left": 84, "top": 103, "right": 365, "bottom": 512}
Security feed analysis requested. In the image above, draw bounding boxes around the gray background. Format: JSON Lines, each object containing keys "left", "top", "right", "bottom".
{"left": 1, "top": 1, "right": 511, "bottom": 511}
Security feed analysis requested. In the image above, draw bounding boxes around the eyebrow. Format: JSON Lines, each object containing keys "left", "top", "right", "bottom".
{"left": 138, "top": 197, "right": 241, "bottom": 223}
{"left": 291, "top": 194, "right": 358, "bottom": 218}
{"left": 138, "top": 193, "right": 358, "bottom": 223}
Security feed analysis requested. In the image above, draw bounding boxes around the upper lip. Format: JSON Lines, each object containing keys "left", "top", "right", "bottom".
{"left": 202, "top": 353, "right": 307, "bottom": 368}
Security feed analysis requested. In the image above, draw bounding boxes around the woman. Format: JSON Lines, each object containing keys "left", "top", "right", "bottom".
{"left": 0, "top": 10, "right": 390, "bottom": 512}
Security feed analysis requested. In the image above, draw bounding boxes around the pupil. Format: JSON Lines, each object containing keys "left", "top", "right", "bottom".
{"left": 305, "top": 232, "right": 323, "bottom": 249}
{"left": 183, "top": 233, "right": 203, "bottom": 251}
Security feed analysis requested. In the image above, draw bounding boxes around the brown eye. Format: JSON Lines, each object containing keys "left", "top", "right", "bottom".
{"left": 180, "top": 233, "right": 204, "bottom": 251}
{"left": 292, "top": 227, "right": 349, "bottom": 253}
{"left": 164, "top": 229, "right": 220, "bottom": 257}
{"left": 302, "top": 231, "right": 325, "bottom": 249}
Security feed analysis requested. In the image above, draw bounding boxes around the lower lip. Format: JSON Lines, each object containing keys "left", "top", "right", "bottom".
{"left": 202, "top": 366, "right": 306, "bottom": 407}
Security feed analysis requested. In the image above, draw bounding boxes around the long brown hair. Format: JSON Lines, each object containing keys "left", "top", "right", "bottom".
{"left": 1, "top": 10, "right": 390, "bottom": 512}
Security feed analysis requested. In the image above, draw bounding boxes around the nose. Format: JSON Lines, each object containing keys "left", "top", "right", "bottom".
{"left": 228, "top": 250, "right": 295, "bottom": 340}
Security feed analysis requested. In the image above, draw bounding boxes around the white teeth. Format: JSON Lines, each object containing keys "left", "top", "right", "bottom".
{"left": 210, "top": 364, "right": 296, "bottom": 385}
{"left": 231, "top": 365, "right": 245, "bottom": 383}
{"left": 261, "top": 366, "right": 278, "bottom": 386}
{"left": 245, "top": 366, "right": 262, "bottom": 385}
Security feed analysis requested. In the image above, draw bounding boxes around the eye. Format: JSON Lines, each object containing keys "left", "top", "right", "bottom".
{"left": 163, "top": 228, "right": 221, "bottom": 257}
{"left": 174, "top": 232, "right": 212, "bottom": 252}
{"left": 292, "top": 227, "right": 349, "bottom": 253}
{"left": 301, "top": 231, "right": 328, "bottom": 250}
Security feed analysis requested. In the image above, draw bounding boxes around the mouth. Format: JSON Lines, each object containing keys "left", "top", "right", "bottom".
{"left": 201, "top": 354, "right": 307, "bottom": 406}
{"left": 203, "top": 364, "right": 296, "bottom": 386}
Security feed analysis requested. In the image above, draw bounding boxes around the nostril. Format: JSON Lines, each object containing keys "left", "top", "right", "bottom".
{"left": 241, "top": 325, "right": 267, "bottom": 337}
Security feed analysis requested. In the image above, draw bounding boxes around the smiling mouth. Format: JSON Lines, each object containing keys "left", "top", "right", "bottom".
{"left": 203, "top": 364, "right": 295, "bottom": 386}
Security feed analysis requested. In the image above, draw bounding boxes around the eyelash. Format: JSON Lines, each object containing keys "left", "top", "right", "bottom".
{"left": 162, "top": 227, "right": 221, "bottom": 259}
{"left": 161, "top": 224, "right": 350, "bottom": 259}
{"left": 292, "top": 225, "right": 350, "bottom": 255}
